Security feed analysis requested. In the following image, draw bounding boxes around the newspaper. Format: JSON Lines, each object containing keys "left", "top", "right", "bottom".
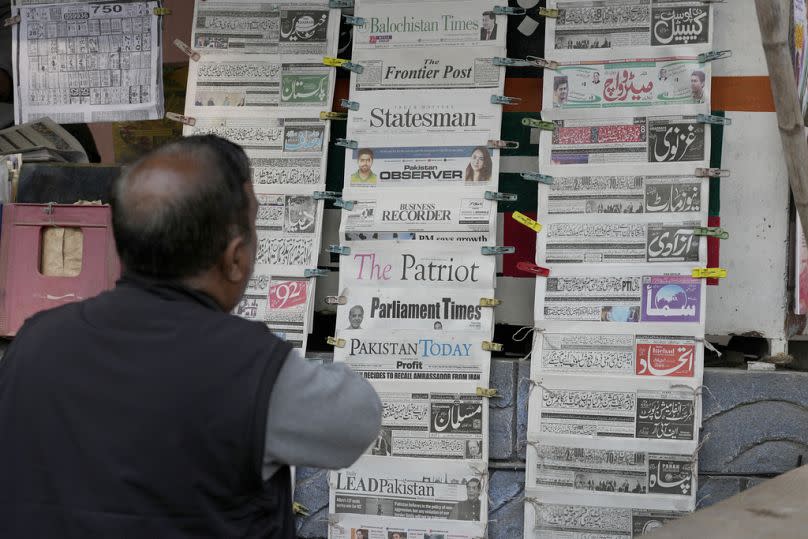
{"left": 546, "top": 0, "right": 712, "bottom": 59}
{"left": 539, "top": 115, "right": 710, "bottom": 176}
{"left": 536, "top": 267, "right": 706, "bottom": 327}
{"left": 191, "top": 0, "right": 339, "bottom": 58}
{"left": 531, "top": 322, "right": 703, "bottom": 380}
{"left": 336, "top": 287, "right": 495, "bottom": 333}
{"left": 524, "top": 498, "right": 688, "bottom": 537}
{"left": 352, "top": 47, "right": 504, "bottom": 91}
{"left": 333, "top": 330, "right": 491, "bottom": 386}
{"left": 0, "top": 117, "right": 88, "bottom": 162}
{"left": 254, "top": 193, "right": 324, "bottom": 273}
{"left": 364, "top": 383, "right": 488, "bottom": 461}
{"left": 353, "top": 0, "right": 507, "bottom": 50}
{"left": 342, "top": 135, "right": 500, "bottom": 191}
{"left": 527, "top": 375, "right": 700, "bottom": 449}
{"left": 331, "top": 455, "right": 487, "bottom": 523}
{"left": 185, "top": 115, "right": 330, "bottom": 192}
{"left": 234, "top": 273, "right": 314, "bottom": 354}
{"left": 185, "top": 57, "right": 334, "bottom": 115}
{"left": 13, "top": 1, "right": 164, "bottom": 124}
{"left": 526, "top": 439, "right": 696, "bottom": 510}
{"left": 340, "top": 189, "right": 496, "bottom": 244}
{"left": 347, "top": 90, "right": 502, "bottom": 140}
{"left": 538, "top": 175, "right": 708, "bottom": 216}
{"left": 339, "top": 244, "right": 496, "bottom": 290}
{"left": 543, "top": 55, "right": 710, "bottom": 119}
{"left": 329, "top": 514, "right": 485, "bottom": 539}
{"left": 537, "top": 220, "right": 707, "bottom": 265}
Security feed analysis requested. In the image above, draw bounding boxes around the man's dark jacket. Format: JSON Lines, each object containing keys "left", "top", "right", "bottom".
{"left": 0, "top": 274, "right": 295, "bottom": 538}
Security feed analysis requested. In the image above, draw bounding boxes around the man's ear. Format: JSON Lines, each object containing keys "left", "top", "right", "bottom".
{"left": 221, "top": 234, "right": 250, "bottom": 283}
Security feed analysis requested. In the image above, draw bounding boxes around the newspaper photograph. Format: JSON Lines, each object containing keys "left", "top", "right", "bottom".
{"left": 340, "top": 189, "right": 495, "bottom": 244}
{"left": 526, "top": 440, "right": 696, "bottom": 508}
{"left": 543, "top": 55, "right": 710, "bottom": 119}
{"left": 254, "top": 193, "right": 323, "bottom": 273}
{"left": 233, "top": 274, "right": 313, "bottom": 353}
{"left": 539, "top": 115, "right": 710, "bottom": 176}
{"left": 347, "top": 90, "right": 502, "bottom": 140}
{"left": 342, "top": 135, "right": 500, "bottom": 190}
{"left": 352, "top": 47, "right": 503, "bottom": 91}
{"left": 13, "top": 1, "right": 164, "bottom": 124}
{"left": 329, "top": 514, "right": 484, "bottom": 539}
{"left": 524, "top": 498, "right": 688, "bottom": 537}
{"left": 339, "top": 244, "right": 496, "bottom": 290}
{"left": 332, "top": 330, "right": 491, "bottom": 386}
{"left": 538, "top": 175, "right": 708, "bottom": 217}
{"left": 546, "top": 0, "right": 712, "bottom": 59}
{"left": 531, "top": 324, "right": 702, "bottom": 380}
{"left": 191, "top": 0, "right": 339, "bottom": 58}
{"left": 185, "top": 115, "right": 329, "bottom": 192}
{"left": 331, "top": 455, "right": 487, "bottom": 523}
{"left": 185, "top": 57, "right": 334, "bottom": 115}
{"left": 537, "top": 220, "right": 706, "bottom": 265}
{"left": 0, "top": 117, "right": 88, "bottom": 162}
{"left": 353, "top": 0, "right": 506, "bottom": 50}
{"left": 527, "top": 376, "right": 700, "bottom": 448}
{"left": 365, "top": 383, "right": 487, "bottom": 462}
{"left": 536, "top": 267, "right": 706, "bottom": 326}
{"left": 336, "top": 287, "right": 495, "bottom": 334}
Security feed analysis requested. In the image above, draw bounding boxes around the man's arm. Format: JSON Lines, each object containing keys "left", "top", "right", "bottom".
{"left": 262, "top": 350, "right": 382, "bottom": 478}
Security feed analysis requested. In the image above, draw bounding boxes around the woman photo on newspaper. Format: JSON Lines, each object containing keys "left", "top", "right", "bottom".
{"left": 464, "top": 146, "right": 492, "bottom": 182}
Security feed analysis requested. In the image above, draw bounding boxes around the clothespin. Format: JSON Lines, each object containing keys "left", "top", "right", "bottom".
{"left": 327, "top": 336, "right": 346, "bottom": 347}
{"left": 292, "top": 502, "right": 310, "bottom": 516}
{"left": 343, "top": 15, "right": 365, "bottom": 26}
{"left": 698, "top": 50, "right": 732, "bottom": 63}
{"left": 493, "top": 6, "right": 526, "bottom": 15}
{"left": 481, "top": 246, "right": 515, "bottom": 255}
{"left": 173, "top": 39, "right": 200, "bottom": 61}
{"left": 304, "top": 268, "right": 330, "bottom": 278}
{"left": 165, "top": 112, "right": 196, "bottom": 126}
{"left": 476, "top": 387, "right": 500, "bottom": 398}
{"left": 324, "top": 296, "right": 347, "bottom": 306}
{"left": 692, "top": 267, "right": 727, "bottom": 279}
{"left": 153, "top": 7, "right": 171, "bottom": 15}
{"left": 487, "top": 139, "right": 519, "bottom": 150}
{"left": 479, "top": 298, "right": 502, "bottom": 307}
{"left": 693, "top": 227, "right": 729, "bottom": 239}
{"left": 482, "top": 341, "right": 503, "bottom": 352}
{"left": 697, "top": 114, "right": 732, "bottom": 126}
{"left": 512, "top": 211, "right": 542, "bottom": 232}
{"left": 484, "top": 191, "right": 518, "bottom": 202}
{"left": 340, "top": 99, "right": 360, "bottom": 111}
{"left": 696, "top": 168, "right": 730, "bottom": 178}
{"left": 313, "top": 191, "right": 341, "bottom": 201}
{"left": 520, "top": 172, "right": 554, "bottom": 184}
{"left": 329, "top": 0, "right": 353, "bottom": 8}
{"left": 526, "top": 56, "right": 559, "bottom": 70}
{"left": 3, "top": 14, "right": 20, "bottom": 27}
{"left": 320, "top": 111, "right": 347, "bottom": 121}
{"left": 327, "top": 245, "right": 351, "bottom": 255}
{"left": 335, "top": 138, "right": 358, "bottom": 149}
{"left": 537, "top": 7, "right": 559, "bottom": 17}
{"left": 522, "top": 118, "right": 556, "bottom": 130}
{"left": 490, "top": 95, "right": 522, "bottom": 105}
{"left": 516, "top": 261, "right": 550, "bottom": 277}
{"left": 323, "top": 57, "right": 364, "bottom": 74}
{"left": 334, "top": 198, "right": 355, "bottom": 210}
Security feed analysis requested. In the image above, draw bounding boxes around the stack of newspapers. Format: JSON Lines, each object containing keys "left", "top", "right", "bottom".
{"left": 327, "top": 1, "right": 510, "bottom": 538}
{"left": 183, "top": 0, "right": 342, "bottom": 355}
{"left": 524, "top": 1, "right": 719, "bottom": 537}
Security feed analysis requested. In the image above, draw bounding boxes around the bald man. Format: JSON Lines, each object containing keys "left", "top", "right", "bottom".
{"left": 0, "top": 135, "right": 381, "bottom": 538}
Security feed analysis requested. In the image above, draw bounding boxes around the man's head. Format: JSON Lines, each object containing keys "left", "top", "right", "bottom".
{"left": 391, "top": 533, "right": 403, "bottom": 539}
{"left": 110, "top": 135, "right": 256, "bottom": 312}
{"left": 348, "top": 305, "right": 364, "bottom": 329}
{"left": 482, "top": 11, "right": 495, "bottom": 31}
{"left": 466, "top": 440, "right": 481, "bottom": 458}
{"left": 465, "top": 478, "right": 481, "bottom": 500}
{"left": 355, "top": 530, "right": 366, "bottom": 539}
{"left": 690, "top": 70, "right": 705, "bottom": 97}
{"left": 554, "top": 76, "right": 568, "bottom": 105}
{"left": 357, "top": 148, "right": 374, "bottom": 176}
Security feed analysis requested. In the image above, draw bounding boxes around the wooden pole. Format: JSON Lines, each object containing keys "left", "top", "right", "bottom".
{"left": 755, "top": 0, "right": 808, "bottom": 241}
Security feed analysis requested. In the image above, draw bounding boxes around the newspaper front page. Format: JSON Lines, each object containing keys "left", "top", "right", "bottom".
{"left": 330, "top": 456, "right": 488, "bottom": 524}
{"left": 253, "top": 192, "right": 323, "bottom": 273}
{"left": 545, "top": 0, "right": 713, "bottom": 59}
{"left": 333, "top": 330, "right": 492, "bottom": 386}
{"left": 13, "top": 1, "right": 164, "bottom": 124}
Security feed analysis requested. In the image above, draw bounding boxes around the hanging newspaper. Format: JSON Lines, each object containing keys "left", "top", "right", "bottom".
{"left": 535, "top": 267, "right": 706, "bottom": 327}
{"left": 234, "top": 274, "right": 314, "bottom": 354}
{"left": 12, "top": 1, "right": 164, "bottom": 124}
{"left": 336, "top": 287, "right": 495, "bottom": 334}
{"left": 353, "top": 0, "right": 507, "bottom": 50}
{"left": 539, "top": 115, "right": 710, "bottom": 176}
{"left": 254, "top": 193, "right": 323, "bottom": 273}
{"left": 524, "top": 497, "right": 688, "bottom": 537}
{"left": 339, "top": 244, "right": 496, "bottom": 290}
{"left": 343, "top": 135, "right": 500, "bottom": 191}
{"left": 331, "top": 456, "right": 488, "bottom": 523}
{"left": 364, "top": 382, "right": 488, "bottom": 462}
{"left": 543, "top": 55, "right": 710, "bottom": 119}
{"left": 351, "top": 47, "right": 504, "bottom": 91}
{"left": 191, "top": 0, "right": 340, "bottom": 58}
{"left": 333, "top": 330, "right": 492, "bottom": 386}
{"left": 527, "top": 375, "right": 700, "bottom": 450}
{"left": 340, "top": 189, "right": 496, "bottom": 244}
{"left": 0, "top": 117, "right": 88, "bottom": 163}
{"left": 531, "top": 322, "right": 703, "bottom": 380}
{"left": 347, "top": 90, "right": 502, "bottom": 140}
{"left": 536, "top": 220, "right": 707, "bottom": 265}
{"left": 329, "top": 514, "right": 485, "bottom": 539}
{"left": 526, "top": 439, "right": 696, "bottom": 511}
{"left": 545, "top": 0, "right": 712, "bottom": 59}
{"left": 185, "top": 115, "right": 329, "bottom": 192}
{"left": 538, "top": 175, "right": 708, "bottom": 217}
{"left": 185, "top": 58, "right": 334, "bottom": 115}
